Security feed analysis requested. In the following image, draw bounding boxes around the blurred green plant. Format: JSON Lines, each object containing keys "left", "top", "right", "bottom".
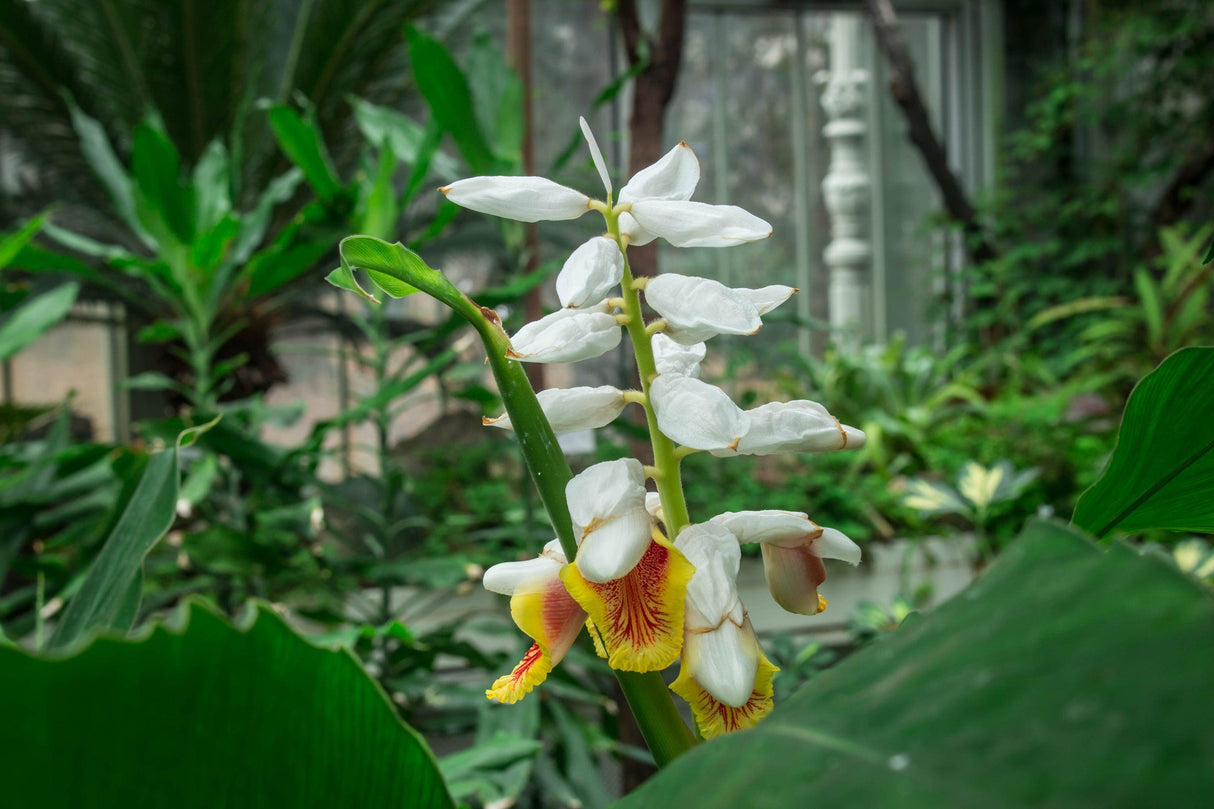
{"left": 902, "top": 460, "right": 1040, "bottom": 560}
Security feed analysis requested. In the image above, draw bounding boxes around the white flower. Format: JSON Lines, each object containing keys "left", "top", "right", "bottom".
{"left": 566, "top": 458, "right": 653, "bottom": 583}
{"left": 710, "top": 511, "right": 861, "bottom": 615}
{"left": 555, "top": 236, "right": 624, "bottom": 309}
{"left": 712, "top": 400, "right": 866, "bottom": 457}
{"left": 673, "top": 524, "right": 753, "bottom": 707}
{"left": 507, "top": 305, "right": 622, "bottom": 364}
{"left": 484, "top": 386, "right": 628, "bottom": 434}
{"left": 651, "top": 333, "right": 706, "bottom": 378}
{"left": 645, "top": 275, "right": 800, "bottom": 345}
{"left": 440, "top": 176, "right": 592, "bottom": 222}
{"left": 628, "top": 200, "right": 772, "bottom": 248}
{"left": 483, "top": 539, "right": 569, "bottom": 595}
{"left": 644, "top": 274, "right": 761, "bottom": 344}
{"left": 650, "top": 374, "right": 749, "bottom": 451}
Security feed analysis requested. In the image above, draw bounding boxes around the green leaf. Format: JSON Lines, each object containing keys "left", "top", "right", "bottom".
{"left": 267, "top": 104, "right": 343, "bottom": 202}
{"left": 339, "top": 236, "right": 444, "bottom": 304}
{"left": 613, "top": 521, "right": 1214, "bottom": 808}
{"left": 0, "top": 283, "right": 79, "bottom": 362}
{"left": 352, "top": 97, "right": 459, "bottom": 179}
{"left": 1073, "top": 347, "right": 1214, "bottom": 536}
{"left": 121, "top": 371, "right": 182, "bottom": 393}
{"left": 405, "top": 26, "right": 496, "bottom": 173}
{"left": 46, "top": 419, "right": 219, "bottom": 649}
{"left": 66, "top": 103, "right": 142, "bottom": 237}
{"left": 0, "top": 214, "right": 45, "bottom": 270}
{"left": 1133, "top": 269, "right": 1163, "bottom": 348}
{"left": 325, "top": 261, "right": 377, "bottom": 302}
{"left": 0, "top": 601, "right": 455, "bottom": 809}
{"left": 131, "top": 119, "right": 196, "bottom": 245}
{"left": 244, "top": 240, "right": 332, "bottom": 298}
{"left": 192, "top": 140, "right": 233, "bottom": 234}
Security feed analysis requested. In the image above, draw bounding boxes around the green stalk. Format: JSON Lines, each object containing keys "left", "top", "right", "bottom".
{"left": 333, "top": 237, "right": 698, "bottom": 766}
{"left": 604, "top": 209, "right": 691, "bottom": 539}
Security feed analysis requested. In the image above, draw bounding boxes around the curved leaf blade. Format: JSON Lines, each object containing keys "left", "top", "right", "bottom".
{"left": 0, "top": 282, "right": 79, "bottom": 362}
{"left": 1, "top": 601, "right": 455, "bottom": 809}
{"left": 613, "top": 520, "right": 1214, "bottom": 808}
{"left": 1073, "top": 347, "right": 1214, "bottom": 536}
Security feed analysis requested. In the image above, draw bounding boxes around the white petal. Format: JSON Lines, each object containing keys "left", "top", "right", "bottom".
{"left": 579, "top": 116, "right": 613, "bottom": 195}
{"left": 441, "top": 176, "right": 591, "bottom": 222}
{"left": 483, "top": 554, "right": 564, "bottom": 595}
{"left": 628, "top": 200, "right": 771, "bottom": 248}
{"left": 645, "top": 274, "right": 762, "bottom": 344}
{"left": 674, "top": 522, "right": 742, "bottom": 630}
{"left": 737, "top": 284, "right": 797, "bottom": 315}
{"left": 541, "top": 539, "right": 569, "bottom": 562}
{"left": 566, "top": 458, "right": 652, "bottom": 583}
{"left": 508, "top": 307, "right": 622, "bottom": 364}
{"left": 645, "top": 491, "right": 664, "bottom": 523}
{"left": 650, "top": 375, "right": 749, "bottom": 451}
{"left": 710, "top": 510, "right": 822, "bottom": 548}
{"left": 617, "top": 212, "right": 657, "bottom": 246}
{"left": 714, "top": 400, "right": 865, "bottom": 456}
{"left": 555, "top": 236, "right": 624, "bottom": 309}
{"left": 651, "top": 333, "right": 706, "bottom": 378}
{"left": 484, "top": 385, "right": 628, "bottom": 434}
{"left": 684, "top": 618, "right": 759, "bottom": 708}
{"left": 815, "top": 526, "right": 862, "bottom": 566}
{"left": 618, "top": 141, "right": 699, "bottom": 204}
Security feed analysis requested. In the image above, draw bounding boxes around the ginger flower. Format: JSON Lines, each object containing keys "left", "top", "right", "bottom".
{"left": 558, "top": 459, "right": 694, "bottom": 672}
{"left": 711, "top": 510, "right": 861, "bottom": 615}
{"left": 669, "top": 523, "right": 778, "bottom": 738}
{"left": 482, "top": 540, "right": 587, "bottom": 703}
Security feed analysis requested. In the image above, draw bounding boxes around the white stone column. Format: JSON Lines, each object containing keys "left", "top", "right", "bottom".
{"left": 817, "top": 16, "right": 872, "bottom": 341}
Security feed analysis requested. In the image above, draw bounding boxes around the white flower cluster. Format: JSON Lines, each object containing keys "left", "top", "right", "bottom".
{"left": 446, "top": 118, "right": 866, "bottom": 736}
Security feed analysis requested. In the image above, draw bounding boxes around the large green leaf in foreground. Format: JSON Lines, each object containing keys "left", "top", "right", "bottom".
{"left": 1073, "top": 347, "right": 1214, "bottom": 536}
{"left": 614, "top": 521, "right": 1214, "bottom": 808}
{"left": 0, "top": 601, "right": 454, "bottom": 809}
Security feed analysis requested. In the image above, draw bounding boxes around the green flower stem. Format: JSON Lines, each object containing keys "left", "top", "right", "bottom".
{"left": 604, "top": 211, "right": 692, "bottom": 540}
{"left": 333, "top": 237, "right": 697, "bottom": 766}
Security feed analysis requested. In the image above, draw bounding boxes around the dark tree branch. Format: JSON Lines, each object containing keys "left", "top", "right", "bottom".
{"left": 1152, "top": 138, "right": 1214, "bottom": 230}
{"left": 616, "top": 0, "right": 687, "bottom": 281}
{"left": 862, "top": 0, "right": 998, "bottom": 265}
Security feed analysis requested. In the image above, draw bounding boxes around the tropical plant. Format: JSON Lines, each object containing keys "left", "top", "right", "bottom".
{"left": 1028, "top": 225, "right": 1214, "bottom": 390}
{"left": 0, "top": 0, "right": 433, "bottom": 222}
{"left": 902, "top": 460, "right": 1040, "bottom": 560}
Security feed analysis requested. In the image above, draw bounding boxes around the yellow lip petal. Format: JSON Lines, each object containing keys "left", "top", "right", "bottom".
{"left": 510, "top": 578, "right": 587, "bottom": 664}
{"left": 670, "top": 646, "right": 778, "bottom": 739}
{"left": 560, "top": 534, "right": 694, "bottom": 672}
{"left": 486, "top": 642, "right": 554, "bottom": 704}
{"left": 585, "top": 617, "right": 609, "bottom": 659}
{"left": 487, "top": 577, "right": 586, "bottom": 704}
